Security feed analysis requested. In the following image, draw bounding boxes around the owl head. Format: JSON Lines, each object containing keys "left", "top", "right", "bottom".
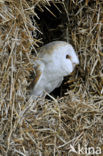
{"left": 38, "top": 41, "right": 79, "bottom": 77}
{"left": 55, "top": 41, "right": 79, "bottom": 76}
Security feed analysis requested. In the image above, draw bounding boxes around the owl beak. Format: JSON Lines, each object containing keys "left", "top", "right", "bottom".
{"left": 72, "top": 63, "right": 76, "bottom": 68}
{"left": 72, "top": 60, "right": 79, "bottom": 69}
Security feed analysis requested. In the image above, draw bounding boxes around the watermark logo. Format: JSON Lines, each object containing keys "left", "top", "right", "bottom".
{"left": 69, "top": 144, "right": 101, "bottom": 155}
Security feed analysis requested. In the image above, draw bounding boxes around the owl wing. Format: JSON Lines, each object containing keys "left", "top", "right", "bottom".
{"left": 56, "top": 77, "right": 63, "bottom": 88}
{"left": 31, "top": 60, "right": 45, "bottom": 96}
{"left": 34, "top": 60, "right": 45, "bottom": 87}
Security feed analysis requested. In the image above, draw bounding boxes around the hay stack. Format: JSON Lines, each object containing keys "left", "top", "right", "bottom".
{"left": 0, "top": 0, "right": 103, "bottom": 155}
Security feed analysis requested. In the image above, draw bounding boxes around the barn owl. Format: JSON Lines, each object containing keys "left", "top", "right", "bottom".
{"left": 31, "top": 41, "right": 79, "bottom": 99}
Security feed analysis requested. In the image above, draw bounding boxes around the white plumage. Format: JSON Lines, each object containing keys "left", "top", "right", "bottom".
{"left": 31, "top": 41, "right": 79, "bottom": 98}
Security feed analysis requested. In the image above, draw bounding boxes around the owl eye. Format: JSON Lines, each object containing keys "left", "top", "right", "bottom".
{"left": 66, "top": 54, "right": 71, "bottom": 59}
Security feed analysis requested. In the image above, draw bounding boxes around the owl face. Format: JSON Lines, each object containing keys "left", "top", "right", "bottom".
{"left": 52, "top": 42, "right": 79, "bottom": 76}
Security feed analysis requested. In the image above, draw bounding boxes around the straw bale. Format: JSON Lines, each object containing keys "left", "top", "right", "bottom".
{"left": 0, "top": 0, "right": 103, "bottom": 155}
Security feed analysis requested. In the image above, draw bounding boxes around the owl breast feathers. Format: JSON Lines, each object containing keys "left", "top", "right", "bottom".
{"left": 31, "top": 41, "right": 79, "bottom": 98}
